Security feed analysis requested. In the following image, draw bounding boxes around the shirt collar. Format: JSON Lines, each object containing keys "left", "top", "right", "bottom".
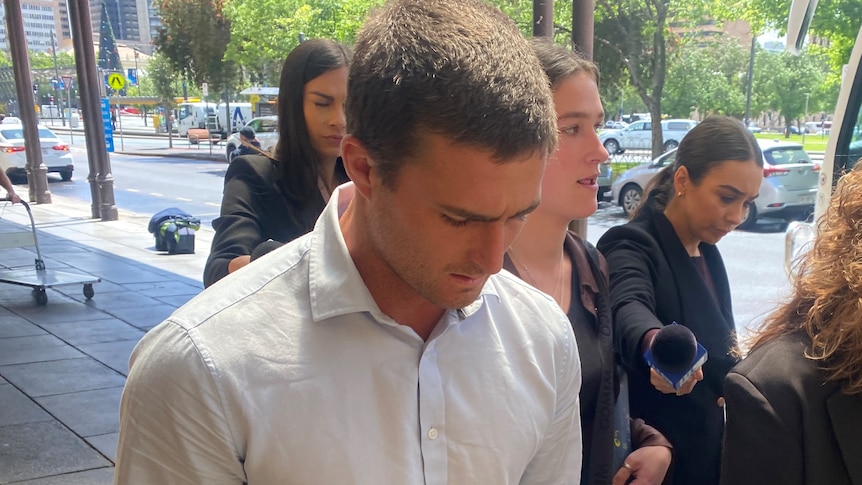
{"left": 308, "top": 183, "right": 499, "bottom": 324}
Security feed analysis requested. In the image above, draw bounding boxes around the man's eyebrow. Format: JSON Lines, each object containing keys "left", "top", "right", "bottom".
{"left": 559, "top": 111, "right": 604, "bottom": 121}
{"left": 440, "top": 200, "right": 541, "bottom": 222}
{"left": 308, "top": 91, "right": 334, "bottom": 102}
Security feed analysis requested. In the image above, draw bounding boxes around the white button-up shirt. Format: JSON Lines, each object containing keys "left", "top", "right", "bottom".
{"left": 116, "top": 185, "right": 582, "bottom": 484}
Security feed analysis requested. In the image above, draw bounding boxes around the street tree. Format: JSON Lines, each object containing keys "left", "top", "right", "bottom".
{"left": 224, "top": 0, "right": 384, "bottom": 86}
{"left": 155, "top": 0, "right": 235, "bottom": 96}
{"left": 663, "top": 39, "right": 753, "bottom": 119}
{"left": 753, "top": 48, "right": 827, "bottom": 137}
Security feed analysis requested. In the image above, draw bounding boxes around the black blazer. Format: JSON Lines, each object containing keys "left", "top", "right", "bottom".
{"left": 203, "top": 155, "right": 328, "bottom": 288}
{"left": 597, "top": 204, "right": 737, "bottom": 485}
{"left": 722, "top": 332, "right": 862, "bottom": 485}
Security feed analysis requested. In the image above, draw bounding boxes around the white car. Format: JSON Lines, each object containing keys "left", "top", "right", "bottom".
{"left": 225, "top": 116, "right": 278, "bottom": 162}
{"left": 600, "top": 119, "right": 698, "bottom": 154}
{"left": 0, "top": 124, "right": 74, "bottom": 181}
{"left": 611, "top": 139, "right": 818, "bottom": 228}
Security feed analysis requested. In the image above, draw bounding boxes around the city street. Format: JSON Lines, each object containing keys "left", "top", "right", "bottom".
{"left": 43, "top": 114, "right": 793, "bottom": 338}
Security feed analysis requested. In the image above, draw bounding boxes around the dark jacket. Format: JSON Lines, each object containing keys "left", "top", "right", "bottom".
{"left": 505, "top": 232, "right": 671, "bottom": 485}
{"left": 597, "top": 202, "right": 737, "bottom": 485}
{"left": 203, "top": 155, "right": 344, "bottom": 287}
{"left": 231, "top": 139, "right": 262, "bottom": 160}
{"left": 721, "top": 331, "right": 862, "bottom": 485}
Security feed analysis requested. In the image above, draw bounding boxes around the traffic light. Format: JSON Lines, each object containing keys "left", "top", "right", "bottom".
{"left": 32, "top": 83, "right": 38, "bottom": 94}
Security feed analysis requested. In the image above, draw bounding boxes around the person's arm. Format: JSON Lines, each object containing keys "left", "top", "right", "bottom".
{"left": 115, "top": 320, "right": 245, "bottom": 484}
{"left": 720, "top": 371, "right": 802, "bottom": 485}
{"left": 0, "top": 170, "right": 20, "bottom": 203}
{"left": 613, "top": 418, "right": 672, "bottom": 485}
{"left": 203, "top": 158, "right": 270, "bottom": 287}
{"left": 520, "top": 313, "right": 583, "bottom": 484}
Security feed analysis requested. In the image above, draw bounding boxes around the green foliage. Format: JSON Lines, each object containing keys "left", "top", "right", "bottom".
{"left": 97, "top": 2, "right": 123, "bottom": 72}
{"left": 224, "top": 0, "right": 384, "bottom": 86}
{"left": 155, "top": 0, "right": 235, "bottom": 95}
{"left": 753, "top": 48, "right": 827, "bottom": 131}
{"left": 147, "top": 52, "right": 181, "bottom": 108}
{"left": 744, "top": 0, "right": 860, "bottom": 68}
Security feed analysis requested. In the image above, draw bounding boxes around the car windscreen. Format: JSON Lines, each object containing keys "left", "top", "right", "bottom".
{"left": 258, "top": 119, "right": 278, "bottom": 133}
{"left": 763, "top": 147, "right": 813, "bottom": 165}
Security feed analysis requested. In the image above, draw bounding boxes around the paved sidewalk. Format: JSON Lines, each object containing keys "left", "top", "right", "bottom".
{"left": 0, "top": 194, "right": 213, "bottom": 484}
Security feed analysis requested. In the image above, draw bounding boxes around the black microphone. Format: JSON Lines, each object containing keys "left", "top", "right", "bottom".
{"left": 644, "top": 323, "right": 708, "bottom": 390}
{"left": 250, "top": 239, "right": 284, "bottom": 262}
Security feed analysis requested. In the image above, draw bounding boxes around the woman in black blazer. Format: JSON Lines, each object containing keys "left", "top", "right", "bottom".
{"left": 597, "top": 116, "right": 764, "bottom": 485}
{"left": 204, "top": 39, "right": 351, "bottom": 287}
{"left": 721, "top": 164, "right": 862, "bottom": 485}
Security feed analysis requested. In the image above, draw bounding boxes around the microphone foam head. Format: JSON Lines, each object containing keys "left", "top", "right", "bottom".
{"left": 651, "top": 324, "right": 697, "bottom": 374}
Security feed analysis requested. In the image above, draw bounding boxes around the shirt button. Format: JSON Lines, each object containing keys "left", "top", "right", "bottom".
{"left": 428, "top": 428, "right": 438, "bottom": 440}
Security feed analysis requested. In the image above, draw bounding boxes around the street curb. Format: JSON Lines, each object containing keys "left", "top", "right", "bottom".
{"left": 116, "top": 150, "right": 225, "bottom": 162}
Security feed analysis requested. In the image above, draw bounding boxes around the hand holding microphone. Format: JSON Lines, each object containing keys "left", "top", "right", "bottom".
{"left": 644, "top": 323, "right": 707, "bottom": 396}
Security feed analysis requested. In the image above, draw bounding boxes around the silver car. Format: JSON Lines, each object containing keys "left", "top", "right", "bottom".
{"left": 225, "top": 115, "right": 278, "bottom": 162}
{"left": 611, "top": 139, "right": 818, "bottom": 228}
{"left": 600, "top": 119, "right": 697, "bottom": 154}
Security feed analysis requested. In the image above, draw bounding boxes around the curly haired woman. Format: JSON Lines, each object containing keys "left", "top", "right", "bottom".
{"left": 721, "top": 162, "right": 862, "bottom": 485}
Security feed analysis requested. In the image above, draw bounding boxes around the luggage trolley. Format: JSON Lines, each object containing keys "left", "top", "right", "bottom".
{"left": 0, "top": 199, "right": 100, "bottom": 305}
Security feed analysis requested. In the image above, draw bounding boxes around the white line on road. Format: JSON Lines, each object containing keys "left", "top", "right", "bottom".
{"left": 175, "top": 197, "right": 192, "bottom": 202}
{"left": 205, "top": 202, "right": 221, "bottom": 207}
{"left": 150, "top": 193, "right": 164, "bottom": 197}
{"left": 126, "top": 188, "right": 140, "bottom": 193}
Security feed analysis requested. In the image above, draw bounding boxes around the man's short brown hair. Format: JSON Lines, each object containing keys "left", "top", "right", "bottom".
{"left": 346, "top": 0, "right": 557, "bottom": 187}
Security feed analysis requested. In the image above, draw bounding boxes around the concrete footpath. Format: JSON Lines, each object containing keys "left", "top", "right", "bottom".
{"left": 0, "top": 193, "right": 214, "bottom": 483}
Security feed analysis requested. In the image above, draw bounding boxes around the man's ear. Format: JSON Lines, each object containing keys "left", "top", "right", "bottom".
{"left": 341, "top": 134, "right": 375, "bottom": 199}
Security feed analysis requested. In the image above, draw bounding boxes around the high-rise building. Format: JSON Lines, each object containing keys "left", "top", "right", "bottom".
{"left": 89, "top": 0, "right": 152, "bottom": 47}
{"left": 0, "top": 0, "right": 62, "bottom": 52}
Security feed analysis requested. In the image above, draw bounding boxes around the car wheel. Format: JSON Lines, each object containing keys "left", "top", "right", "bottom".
{"left": 604, "top": 139, "right": 620, "bottom": 155}
{"left": 738, "top": 203, "right": 757, "bottom": 230}
{"left": 620, "top": 184, "right": 643, "bottom": 217}
{"left": 59, "top": 170, "right": 73, "bottom": 182}
{"left": 663, "top": 140, "right": 679, "bottom": 152}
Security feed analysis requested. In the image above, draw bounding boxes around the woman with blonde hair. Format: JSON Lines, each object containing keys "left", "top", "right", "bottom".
{"left": 721, "top": 163, "right": 862, "bottom": 485}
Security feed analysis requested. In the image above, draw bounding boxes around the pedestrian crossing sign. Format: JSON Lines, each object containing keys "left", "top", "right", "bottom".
{"left": 107, "top": 72, "right": 126, "bottom": 91}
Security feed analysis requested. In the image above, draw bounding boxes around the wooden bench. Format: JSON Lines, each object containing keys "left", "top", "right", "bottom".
{"left": 187, "top": 128, "right": 221, "bottom": 147}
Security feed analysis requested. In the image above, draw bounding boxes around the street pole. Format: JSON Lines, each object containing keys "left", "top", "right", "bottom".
{"left": 4, "top": 0, "right": 52, "bottom": 204}
{"left": 532, "top": 0, "right": 554, "bottom": 38}
{"left": 50, "top": 30, "right": 65, "bottom": 127}
{"left": 68, "top": 0, "right": 118, "bottom": 221}
{"left": 744, "top": 35, "right": 756, "bottom": 127}
{"left": 803, "top": 92, "right": 810, "bottom": 144}
{"left": 571, "top": 0, "right": 595, "bottom": 59}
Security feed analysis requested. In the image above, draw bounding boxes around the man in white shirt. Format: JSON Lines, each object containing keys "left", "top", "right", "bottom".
{"left": 115, "top": 0, "right": 582, "bottom": 483}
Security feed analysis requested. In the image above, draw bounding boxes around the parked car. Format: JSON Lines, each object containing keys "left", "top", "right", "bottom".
{"left": 604, "top": 120, "right": 628, "bottom": 130}
{"left": 224, "top": 115, "right": 278, "bottom": 162}
{"left": 0, "top": 124, "right": 74, "bottom": 181}
{"left": 611, "top": 138, "right": 818, "bottom": 228}
{"left": 746, "top": 122, "right": 762, "bottom": 134}
{"left": 599, "top": 119, "right": 698, "bottom": 154}
{"left": 597, "top": 160, "right": 612, "bottom": 201}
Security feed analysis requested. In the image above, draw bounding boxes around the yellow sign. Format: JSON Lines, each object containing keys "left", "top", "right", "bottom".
{"left": 249, "top": 94, "right": 260, "bottom": 106}
{"left": 107, "top": 73, "right": 126, "bottom": 91}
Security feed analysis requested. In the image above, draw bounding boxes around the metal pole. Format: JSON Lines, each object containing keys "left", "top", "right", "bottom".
{"left": 4, "top": 0, "right": 52, "bottom": 204}
{"left": 571, "top": 0, "right": 595, "bottom": 59}
{"left": 570, "top": 0, "right": 595, "bottom": 237}
{"left": 744, "top": 35, "right": 756, "bottom": 127}
{"left": 68, "top": 0, "right": 118, "bottom": 221}
{"left": 532, "top": 0, "right": 554, "bottom": 38}
{"left": 50, "top": 30, "right": 65, "bottom": 127}
{"left": 803, "top": 93, "right": 810, "bottom": 144}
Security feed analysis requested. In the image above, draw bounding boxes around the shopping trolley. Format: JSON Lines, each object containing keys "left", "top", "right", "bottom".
{"left": 0, "top": 199, "right": 100, "bottom": 305}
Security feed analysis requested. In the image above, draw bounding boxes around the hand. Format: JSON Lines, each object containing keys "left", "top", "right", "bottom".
{"left": 8, "top": 193, "right": 20, "bottom": 204}
{"left": 612, "top": 446, "right": 672, "bottom": 485}
{"left": 649, "top": 366, "right": 703, "bottom": 396}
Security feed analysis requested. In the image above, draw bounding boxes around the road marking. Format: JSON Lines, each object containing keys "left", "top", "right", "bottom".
{"left": 150, "top": 193, "right": 164, "bottom": 197}
{"left": 126, "top": 188, "right": 140, "bottom": 193}
{"left": 175, "top": 197, "right": 192, "bottom": 202}
{"left": 205, "top": 202, "right": 220, "bottom": 207}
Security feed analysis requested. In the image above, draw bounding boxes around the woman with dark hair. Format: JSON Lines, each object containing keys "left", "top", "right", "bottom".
{"left": 204, "top": 39, "right": 350, "bottom": 287}
{"left": 597, "top": 116, "right": 764, "bottom": 485}
{"left": 507, "top": 40, "right": 672, "bottom": 485}
{"left": 721, "top": 162, "right": 862, "bottom": 485}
